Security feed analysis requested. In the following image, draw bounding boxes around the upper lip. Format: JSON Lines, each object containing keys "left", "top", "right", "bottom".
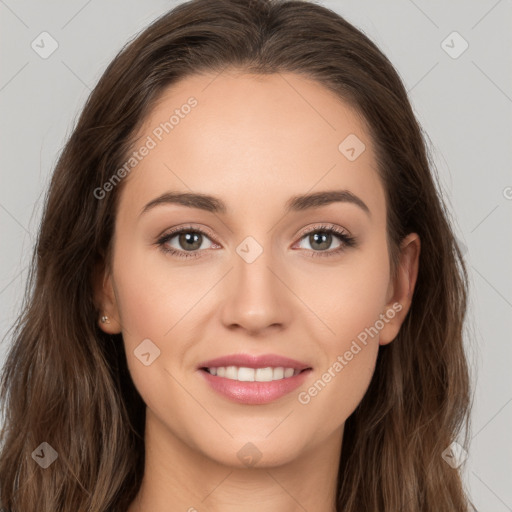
{"left": 197, "top": 353, "right": 312, "bottom": 371}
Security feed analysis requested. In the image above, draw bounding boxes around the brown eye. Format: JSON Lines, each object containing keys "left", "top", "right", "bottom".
{"left": 305, "top": 231, "right": 338, "bottom": 251}
{"left": 294, "top": 225, "right": 357, "bottom": 258}
{"left": 175, "top": 232, "right": 204, "bottom": 251}
{"left": 157, "top": 226, "right": 217, "bottom": 259}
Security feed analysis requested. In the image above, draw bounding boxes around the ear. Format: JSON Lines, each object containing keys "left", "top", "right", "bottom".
{"left": 92, "top": 258, "right": 123, "bottom": 334}
{"left": 378, "top": 232, "right": 420, "bottom": 346}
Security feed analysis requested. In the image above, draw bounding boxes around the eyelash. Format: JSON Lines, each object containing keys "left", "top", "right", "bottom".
{"left": 155, "top": 224, "right": 357, "bottom": 260}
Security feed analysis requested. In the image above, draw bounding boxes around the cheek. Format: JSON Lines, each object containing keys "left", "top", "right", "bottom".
{"left": 291, "top": 239, "right": 388, "bottom": 428}
{"left": 111, "top": 243, "right": 197, "bottom": 342}
{"left": 296, "top": 258, "right": 387, "bottom": 431}
{"left": 111, "top": 246, "right": 202, "bottom": 425}
{"left": 296, "top": 341, "right": 378, "bottom": 445}
{"left": 111, "top": 244, "right": 213, "bottom": 391}
{"left": 293, "top": 238, "right": 390, "bottom": 348}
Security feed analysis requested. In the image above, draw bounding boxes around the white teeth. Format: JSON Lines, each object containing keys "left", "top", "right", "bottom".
{"left": 206, "top": 366, "right": 301, "bottom": 382}
{"left": 284, "top": 368, "right": 295, "bottom": 378}
{"left": 225, "top": 366, "right": 238, "bottom": 379}
{"left": 238, "top": 367, "right": 255, "bottom": 381}
{"left": 273, "top": 367, "right": 284, "bottom": 380}
{"left": 255, "top": 367, "right": 273, "bottom": 382}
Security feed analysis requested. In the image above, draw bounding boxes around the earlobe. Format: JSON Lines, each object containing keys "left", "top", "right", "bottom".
{"left": 379, "top": 233, "right": 421, "bottom": 346}
{"left": 97, "top": 309, "right": 123, "bottom": 334}
{"left": 92, "top": 260, "right": 123, "bottom": 334}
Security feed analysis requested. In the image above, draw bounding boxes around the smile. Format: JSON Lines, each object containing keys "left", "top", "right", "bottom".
{"left": 198, "top": 366, "right": 312, "bottom": 405}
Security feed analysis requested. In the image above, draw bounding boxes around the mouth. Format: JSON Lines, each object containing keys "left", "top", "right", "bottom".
{"left": 197, "top": 353, "right": 313, "bottom": 405}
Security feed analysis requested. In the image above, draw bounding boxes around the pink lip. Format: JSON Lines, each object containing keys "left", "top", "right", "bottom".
{"left": 196, "top": 353, "right": 313, "bottom": 405}
{"left": 197, "top": 353, "right": 311, "bottom": 371}
{"left": 199, "top": 367, "right": 312, "bottom": 405}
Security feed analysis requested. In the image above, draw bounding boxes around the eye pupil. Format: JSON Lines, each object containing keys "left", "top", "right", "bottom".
{"left": 179, "top": 232, "right": 202, "bottom": 251}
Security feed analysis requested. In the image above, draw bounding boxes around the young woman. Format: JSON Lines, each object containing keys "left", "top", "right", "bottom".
{"left": 0, "top": 0, "right": 476, "bottom": 510}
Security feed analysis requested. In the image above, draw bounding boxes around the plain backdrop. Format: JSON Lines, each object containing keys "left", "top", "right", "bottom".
{"left": 1, "top": 0, "right": 511, "bottom": 510}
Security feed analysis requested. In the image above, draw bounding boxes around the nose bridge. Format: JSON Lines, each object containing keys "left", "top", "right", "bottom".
{"left": 235, "top": 234, "right": 275, "bottom": 291}
{"left": 219, "top": 232, "right": 290, "bottom": 333}
{"left": 235, "top": 232, "right": 280, "bottom": 301}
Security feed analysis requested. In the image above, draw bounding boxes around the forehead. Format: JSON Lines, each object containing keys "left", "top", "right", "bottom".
{"left": 117, "top": 70, "right": 385, "bottom": 222}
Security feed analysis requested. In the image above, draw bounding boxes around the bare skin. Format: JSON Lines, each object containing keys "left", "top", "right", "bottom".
{"left": 94, "top": 70, "right": 420, "bottom": 512}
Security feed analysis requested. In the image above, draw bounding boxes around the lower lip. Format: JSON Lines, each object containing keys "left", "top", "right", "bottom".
{"left": 199, "top": 368, "right": 312, "bottom": 405}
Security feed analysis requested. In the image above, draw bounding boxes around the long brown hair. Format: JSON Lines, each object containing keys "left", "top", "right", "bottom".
{"left": 0, "top": 0, "right": 476, "bottom": 510}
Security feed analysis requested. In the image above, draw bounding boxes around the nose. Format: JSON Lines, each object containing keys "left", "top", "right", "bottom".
{"left": 219, "top": 241, "right": 292, "bottom": 335}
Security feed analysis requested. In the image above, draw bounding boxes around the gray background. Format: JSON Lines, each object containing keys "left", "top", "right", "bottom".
{"left": 1, "top": 0, "right": 511, "bottom": 509}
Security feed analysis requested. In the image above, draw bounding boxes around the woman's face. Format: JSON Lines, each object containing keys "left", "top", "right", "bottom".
{"left": 96, "top": 70, "right": 419, "bottom": 468}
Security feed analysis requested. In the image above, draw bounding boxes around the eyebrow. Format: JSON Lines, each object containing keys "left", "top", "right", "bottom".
{"left": 139, "top": 189, "right": 371, "bottom": 218}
